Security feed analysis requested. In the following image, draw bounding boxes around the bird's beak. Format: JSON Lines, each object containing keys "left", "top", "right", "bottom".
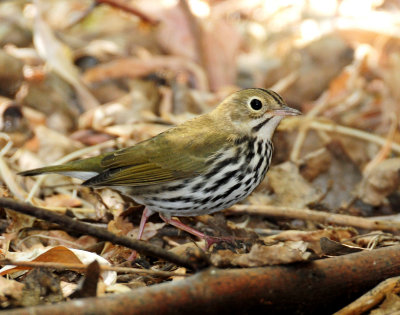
{"left": 272, "top": 105, "right": 302, "bottom": 116}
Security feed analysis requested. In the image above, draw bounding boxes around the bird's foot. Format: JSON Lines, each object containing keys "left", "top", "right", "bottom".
{"left": 159, "top": 213, "right": 233, "bottom": 249}
{"left": 203, "top": 235, "right": 235, "bottom": 249}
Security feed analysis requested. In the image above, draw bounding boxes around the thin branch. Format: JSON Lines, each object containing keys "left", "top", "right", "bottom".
{"left": 0, "top": 259, "right": 189, "bottom": 277}
{"left": 309, "top": 120, "right": 400, "bottom": 153}
{"left": 280, "top": 118, "right": 400, "bottom": 154}
{"left": 290, "top": 92, "right": 330, "bottom": 162}
{"left": 0, "top": 198, "right": 205, "bottom": 270}
{"left": 96, "top": 0, "right": 159, "bottom": 25}
{"left": 228, "top": 205, "right": 400, "bottom": 232}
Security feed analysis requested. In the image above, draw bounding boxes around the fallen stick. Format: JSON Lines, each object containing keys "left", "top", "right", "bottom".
{"left": 335, "top": 276, "right": 400, "bottom": 315}
{"left": 228, "top": 204, "right": 400, "bottom": 232}
{"left": 4, "top": 244, "right": 400, "bottom": 314}
{"left": 0, "top": 260, "right": 189, "bottom": 278}
{"left": 0, "top": 198, "right": 203, "bottom": 270}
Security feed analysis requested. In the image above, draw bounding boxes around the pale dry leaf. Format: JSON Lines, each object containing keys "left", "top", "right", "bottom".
{"left": 264, "top": 161, "right": 323, "bottom": 208}
{"left": 209, "top": 249, "right": 237, "bottom": 267}
{"left": 44, "top": 194, "right": 82, "bottom": 208}
{"left": 264, "top": 228, "right": 357, "bottom": 255}
{"left": 358, "top": 158, "right": 400, "bottom": 206}
{"left": 232, "top": 241, "right": 310, "bottom": 267}
{"left": 155, "top": 4, "right": 198, "bottom": 61}
{"left": 169, "top": 240, "right": 205, "bottom": 256}
{"left": 60, "top": 281, "right": 77, "bottom": 298}
{"left": 202, "top": 18, "right": 241, "bottom": 91}
{"left": 0, "top": 246, "right": 116, "bottom": 286}
{"left": 299, "top": 148, "right": 332, "bottom": 181}
{"left": 33, "top": 125, "right": 83, "bottom": 163}
{"left": 127, "top": 222, "right": 166, "bottom": 241}
{"left": 83, "top": 56, "right": 208, "bottom": 91}
{"left": 98, "top": 189, "right": 125, "bottom": 212}
{"left": 33, "top": 0, "right": 99, "bottom": 110}
{"left": 279, "top": 34, "right": 354, "bottom": 105}
{"left": 78, "top": 81, "right": 160, "bottom": 131}
{"left": 103, "top": 124, "right": 169, "bottom": 142}
{"left": 0, "top": 276, "right": 24, "bottom": 302}
{"left": 105, "top": 283, "right": 132, "bottom": 294}
{"left": 5, "top": 210, "right": 35, "bottom": 234}
{"left": 211, "top": 241, "right": 311, "bottom": 267}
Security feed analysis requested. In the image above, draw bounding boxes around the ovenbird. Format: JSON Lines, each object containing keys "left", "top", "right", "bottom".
{"left": 20, "top": 89, "right": 300, "bottom": 246}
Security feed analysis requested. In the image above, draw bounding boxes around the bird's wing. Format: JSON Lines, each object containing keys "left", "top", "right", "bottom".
{"left": 83, "top": 118, "right": 230, "bottom": 187}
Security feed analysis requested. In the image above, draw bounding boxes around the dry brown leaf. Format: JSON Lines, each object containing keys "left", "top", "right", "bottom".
{"left": 264, "top": 228, "right": 357, "bottom": 255}
{"left": 33, "top": 0, "right": 99, "bottom": 110}
{"left": 262, "top": 161, "right": 323, "bottom": 208}
{"left": 319, "top": 237, "right": 363, "bottom": 256}
{"left": 78, "top": 80, "right": 160, "bottom": 131}
{"left": 98, "top": 189, "right": 125, "bottom": 212}
{"left": 278, "top": 34, "right": 354, "bottom": 105}
{"left": 83, "top": 56, "right": 207, "bottom": 91}
{"left": 127, "top": 222, "right": 165, "bottom": 241}
{"left": 0, "top": 246, "right": 82, "bottom": 276}
{"left": 299, "top": 148, "right": 332, "bottom": 181}
{"left": 211, "top": 241, "right": 310, "bottom": 267}
{"left": 44, "top": 194, "right": 82, "bottom": 208}
{"left": 0, "top": 276, "right": 24, "bottom": 307}
{"left": 233, "top": 241, "right": 310, "bottom": 267}
{"left": 358, "top": 158, "right": 400, "bottom": 206}
{"left": 201, "top": 18, "right": 241, "bottom": 91}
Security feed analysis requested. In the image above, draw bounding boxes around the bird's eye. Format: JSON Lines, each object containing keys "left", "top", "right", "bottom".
{"left": 249, "top": 98, "right": 263, "bottom": 111}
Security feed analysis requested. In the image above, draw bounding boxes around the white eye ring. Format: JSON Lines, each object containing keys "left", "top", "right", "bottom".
{"left": 248, "top": 97, "right": 263, "bottom": 111}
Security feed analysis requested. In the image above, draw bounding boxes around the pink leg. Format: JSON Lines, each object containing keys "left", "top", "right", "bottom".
{"left": 159, "top": 213, "right": 233, "bottom": 249}
{"left": 137, "top": 207, "right": 154, "bottom": 240}
{"left": 128, "top": 207, "right": 154, "bottom": 261}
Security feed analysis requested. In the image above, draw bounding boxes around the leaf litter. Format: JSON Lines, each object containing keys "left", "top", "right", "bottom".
{"left": 0, "top": 0, "right": 400, "bottom": 313}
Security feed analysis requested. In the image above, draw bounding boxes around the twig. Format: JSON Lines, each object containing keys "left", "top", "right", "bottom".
{"left": 334, "top": 276, "right": 400, "bottom": 315}
{"left": 0, "top": 198, "right": 204, "bottom": 270}
{"left": 363, "top": 112, "right": 398, "bottom": 176}
{"left": 179, "top": 0, "right": 204, "bottom": 67}
{"left": 309, "top": 120, "right": 400, "bottom": 153}
{"left": 0, "top": 156, "right": 27, "bottom": 201}
{"left": 0, "top": 259, "right": 189, "bottom": 277}
{"left": 290, "top": 92, "right": 330, "bottom": 162}
{"left": 95, "top": 0, "right": 158, "bottom": 25}
{"left": 228, "top": 204, "right": 400, "bottom": 232}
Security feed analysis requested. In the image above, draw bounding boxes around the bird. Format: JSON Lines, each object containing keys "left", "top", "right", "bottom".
{"left": 19, "top": 88, "right": 301, "bottom": 249}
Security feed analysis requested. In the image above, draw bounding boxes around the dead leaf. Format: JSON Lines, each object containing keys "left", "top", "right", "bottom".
{"left": 299, "top": 148, "right": 332, "bottom": 181}
{"left": 211, "top": 241, "right": 310, "bottom": 267}
{"left": 232, "top": 242, "right": 310, "bottom": 267}
{"left": 358, "top": 158, "right": 400, "bottom": 206}
{"left": 264, "top": 228, "right": 357, "bottom": 255}
{"left": 20, "top": 268, "right": 63, "bottom": 306}
{"left": 0, "top": 276, "right": 24, "bottom": 307}
{"left": 33, "top": 0, "right": 99, "bottom": 110}
{"left": 0, "top": 246, "right": 116, "bottom": 287}
{"left": 44, "top": 194, "right": 82, "bottom": 208}
{"left": 319, "top": 237, "right": 364, "bottom": 256}
{"left": 263, "top": 161, "right": 323, "bottom": 208}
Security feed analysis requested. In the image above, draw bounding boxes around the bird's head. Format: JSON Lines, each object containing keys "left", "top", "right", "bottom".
{"left": 213, "top": 88, "right": 301, "bottom": 139}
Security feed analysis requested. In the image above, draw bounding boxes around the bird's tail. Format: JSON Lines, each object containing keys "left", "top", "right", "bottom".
{"left": 18, "top": 158, "right": 102, "bottom": 180}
